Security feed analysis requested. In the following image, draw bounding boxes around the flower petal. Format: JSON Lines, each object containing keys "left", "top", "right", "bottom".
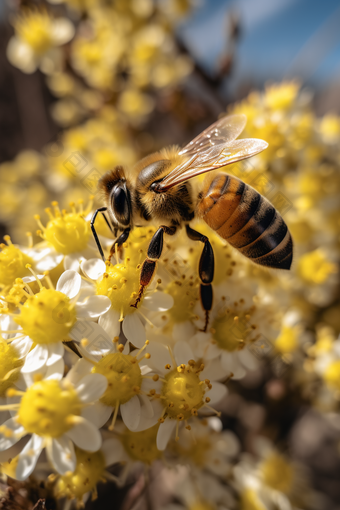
{"left": 44, "top": 359, "right": 65, "bottom": 380}
{"left": 146, "top": 342, "right": 172, "bottom": 374}
{"left": 69, "top": 321, "right": 113, "bottom": 358}
{"left": 221, "top": 352, "right": 246, "bottom": 380}
{"left": 75, "top": 373, "right": 107, "bottom": 403}
{"left": 82, "top": 402, "right": 112, "bottom": 428}
{"left": 15, "top": 435, "right": 44, "bottom": 481}
{"left": 52, "top": 18, "right": 75, "bottom": 46}
{"left": 120, "top": 395, "right": 141, "bottom": 431}
{"left": 207, "top": 381, "right": 228, "bottom": 406}
{"left": 98, "top": 309, "right": 120, "bottom": 339}
{"left": 143, "top": 292, "right": 174, "bottom": 312}
{"left": 173, "top": 341, "right": 194, "bottom": 366}
{"left": 122, "top": 314, "right": 146, "bottom": 347}
{"left": 238, "top": 348, "right": 259, "bottom": 370}
{"left": 10, "top": 337, "right": 32, "bottom": 359}
{"left": 21, "top": 344, "right": 49, "bottom": 373}
{"left": 81, "top": 258, "right": 106, "bottom": 280}
{"left": 46, "top": 342, "right": 64, "bottom": 366}
{"left": 157, "top": 419, "right": 176, "bottom": 451}
{"left": 102, "top": 438, "right": 126, "bottom": 466}
{"left": 0, "top": 417, "right": 25, "bottom": 451}
{"left": 66, "top": 417, "right": 102, "bottom": 452}
{"left": 56, "top": 270, "right": 81, "bottom": 299}
{"left": 46, "top": 436, "right": 76, "bottom": 475}
{"left": 64, "top": 254, "right": 82, "bottom": 271}
{"left": 35, "top": 253, "right": 64, "bottom": 272}
{"left": 172, "top": 321, "right": 195, "bottom": 343}
{"left": 75, "top": 296, "right": 111, "bottom": 320}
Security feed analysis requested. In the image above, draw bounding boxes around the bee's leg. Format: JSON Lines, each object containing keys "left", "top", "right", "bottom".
{"left": 108, "top": 228, "right": 131, "bottom": 263}
{"left": 91, "top": 207, "right": 108, "bottom": 262}
{"left": 131, "top": 225, "right": 177, "bottom": 308}
{"left": 185, "top": 224, "right": 214, "bottom": 332}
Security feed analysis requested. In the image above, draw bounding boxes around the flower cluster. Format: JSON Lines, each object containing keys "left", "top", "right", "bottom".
{"left": 1, "top": 1, "right": 340, "bottom": 507}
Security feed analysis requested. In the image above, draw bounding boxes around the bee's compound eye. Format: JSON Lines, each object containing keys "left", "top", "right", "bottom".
{"left": 112, "top": 185, "right": 130, "bottom": 225}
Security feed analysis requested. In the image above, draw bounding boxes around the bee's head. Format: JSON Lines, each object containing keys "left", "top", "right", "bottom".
{"left": 98, "top": 166, "right": 132, "bottom": 227}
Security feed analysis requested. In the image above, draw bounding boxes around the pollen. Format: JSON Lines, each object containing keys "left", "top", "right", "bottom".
{"left": 14, "top": 288, "right": 77, "bottom": 345}
{"left": 211, "top": 304, "right": 256, "bottom": 352}
{"left": 96, "top": 262, "right": 141, "bottom": 316}
{"left": 0, "top": 340, "right": 24, "bottom": 397}
{"left": 17, "top": 379, "right": 81, "bottom": 438}
{"left": 160, "top": 361, "right": 206, "bottom": 420}
{"left": 0, "top": 241, "right": 33, "bottom": 287}
{"left": 121, "top": 424, "right": 161, "bottom": 464}
{"left": 37, "top": 201, "right": 91, "bottom": 255}
{"left": 91, "top": 352, "right": 143, "bottom": 406}
{"left": 55, "top": 447, "right": 106, "bottom": 502}
{"left": 164, "top": 277, "right": 199, "bottom": 324}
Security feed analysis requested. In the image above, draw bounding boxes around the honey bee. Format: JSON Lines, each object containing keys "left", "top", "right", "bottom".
{"left": 92, "top": 114, "right": 293, "bottom": 331}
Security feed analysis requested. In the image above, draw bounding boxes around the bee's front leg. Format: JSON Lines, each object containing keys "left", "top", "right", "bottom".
{"left": 107, "top": 228, "right": 131, "bottom": 263}
{"left": 185, "top": 224, "right": 215, "bottom": 332}
{"left": 131, "top": 225, "right": 176, "bottom": 308}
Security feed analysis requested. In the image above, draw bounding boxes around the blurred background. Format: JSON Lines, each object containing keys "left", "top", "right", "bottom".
{"left": 1, "top": 0, "right": 340, "bottom": 509}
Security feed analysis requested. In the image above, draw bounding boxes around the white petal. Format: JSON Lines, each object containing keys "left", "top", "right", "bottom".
{"left": 207, "top": 381, "right": 227, "bottom": 406}
{"left": 75, "top": 296, "right": 111, "bottom": 320}
{"left": 64, "top": 254, "right": 81, "bottom": 271}
{"left": 122, "top": 314, "right": 146, "bottom": 347}
{"left": 238, "top": 348, "right": 259, "bottom": 370}
{"left": 66, "top": 417, "right": 102, "bottom": 452}
{"left": 47, "top": 436, "right": 76, "bottom": 475}
{"left": 15, "top": 435, "right": 44, "bottom": 481}
{"left": 220, "top": 430, "right": 240, "bottom": 457}
{"left": 65, "top": 359, "right": 92, "bottom": 384}
{"left": 157, "top": 419, "right": 176, "bottom": 451}
{"left": 69, "top": 321, "right": 113, "bottom": 358}
{"left": 35, "top": 253, "right": 64, "bottom": 271}
{"left": 201, "top": 358, "right": 229, "bottom": 382}
{"left": 21, "top": 344, "right": 49, "bottom": 373}
{"left": 120, "top": 395, "right": 141, "bottom": 431}
{"left": 46, "top": 342, "right": 64, "bottom": 366}
{"left": 172, "top": 321, "right": 196, "bottom": 342}
{"left": 6, "top": 37, "right": 37, "bottom": 74}
{"left": 52, "top": 18, "right": 75, "bottom": 46}
{"left": 98, "top": 308, "right": 120, "bottom": 339}
{"left": 81, "top": 258, "right": 106, "bottom": 280}
{"left": 75, "top": 373, "right": 107, "bottom": 403}
{"left": 44, "top": 359, "right": 65, "bottom": 380}
{"left": 10, "top": 337, "right": 32, "bottom": 359}
{"left": 146, "top": 342, "right": 172, "bottom": 373}
{"left": 56, "top": 270, "right": 81, "bottom": 299}
{"left": 0, "top": 417, "right": 25, "bottom": 451}
{"left": 221, "top": 352, "right": 246, "bottom": 380}
{"left": 138, "top": 394, "right": 154, "bottom": 418}
{"left": 173, "top": 341, "right": 194, "bottom": 366}
{"left": 133, "top": 400, "right": 162, "bottom": 432}
{"left": 143, "top": 292, "right": 174, "bottom": 311}
{"left": 102, "top": 438, "right": 125, "bottom": 466}
{"left": 22, "top": 274, "right": 44, "bottom": 283}
{"left": 82, "top": 402, "right": 112, "bottom": 428}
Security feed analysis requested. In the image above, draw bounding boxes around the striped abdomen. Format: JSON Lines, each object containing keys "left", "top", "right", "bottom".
{"left": 197, "top": 173, "right": 293, "bottom": 270}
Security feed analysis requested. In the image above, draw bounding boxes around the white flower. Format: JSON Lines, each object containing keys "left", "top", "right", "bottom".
{"left": 82, "top": 257, "right": 174, "bottom": 347}
{"left": 70, "top": 325, "right": 161, "bottom": 432}
{"left": 144, "top": 340, "right": 229, "bottom": 451}
{"left": 7, "top": 11, "right": 75, "bottom": 74}
{"left": 11, "top": 270, "right": 111, "bottom": 375}
{"left": 0, "top": 368, "right": 107, "bottom": 481}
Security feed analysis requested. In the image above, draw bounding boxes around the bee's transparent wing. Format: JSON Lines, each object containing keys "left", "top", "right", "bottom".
{"left": 156, "top": 138, "right": 268, "bottom": 191}
{"left": 179, "top": 114, "right": 247, "bottom": 157}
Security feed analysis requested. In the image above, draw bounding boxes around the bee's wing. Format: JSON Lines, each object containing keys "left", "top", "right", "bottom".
{"left": 156, "top": 138, "right": 268, "bottom": 191}
{"left": 179, "top": 114, "right": 247, "bottom": 157}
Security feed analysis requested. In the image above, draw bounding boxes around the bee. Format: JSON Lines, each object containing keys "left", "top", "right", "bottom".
{"left": 92, "top": 114, "right": 293, "bottom": 331}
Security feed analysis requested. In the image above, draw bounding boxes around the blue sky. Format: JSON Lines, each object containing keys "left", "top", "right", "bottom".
{"left": 178, "top": 0, "right": 340, "bottom": 93}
